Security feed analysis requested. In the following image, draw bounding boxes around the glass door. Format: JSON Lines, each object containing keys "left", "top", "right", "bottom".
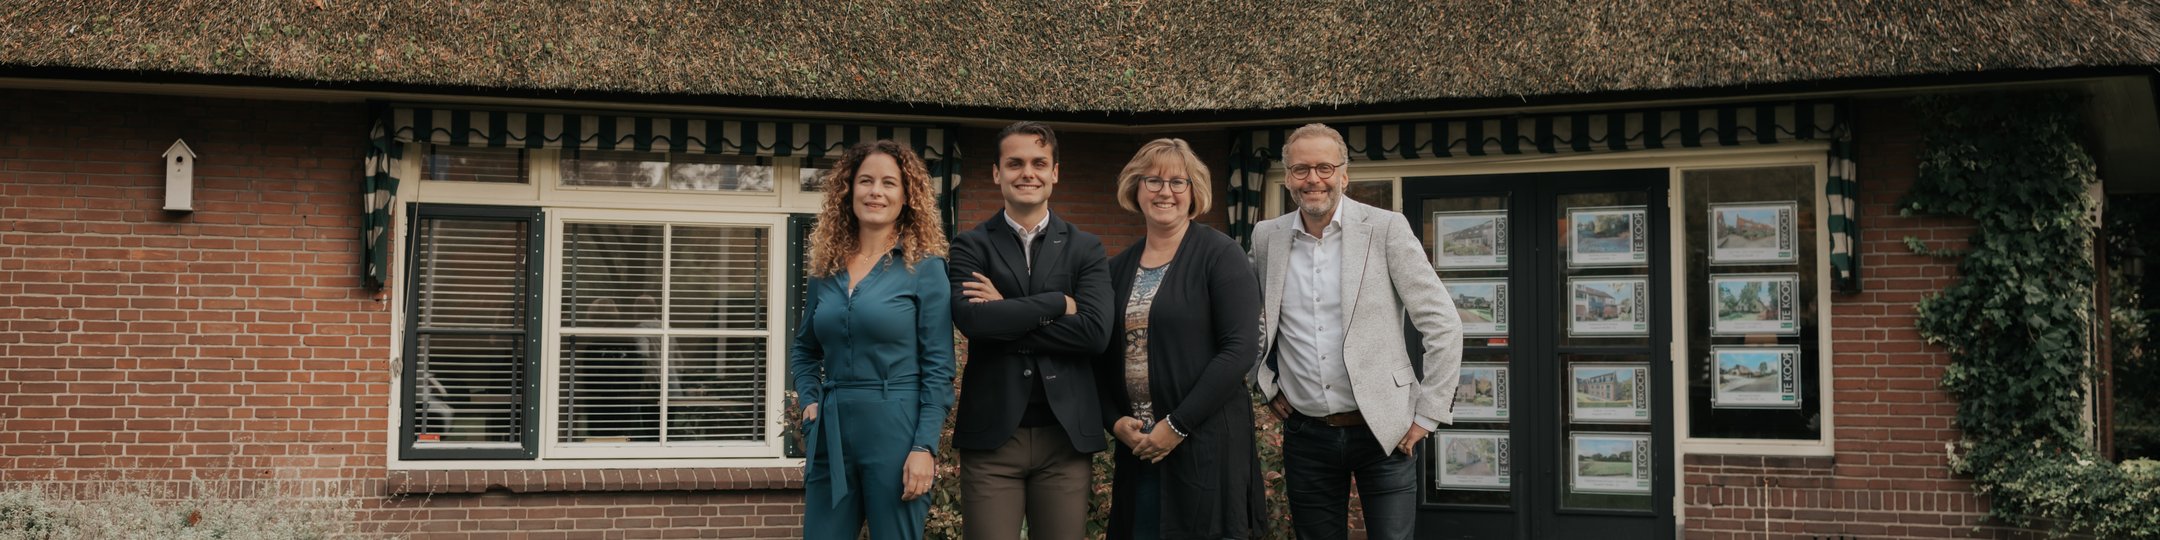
{"left": 1406, "top": 169, "right": 1673, "bottom": 539}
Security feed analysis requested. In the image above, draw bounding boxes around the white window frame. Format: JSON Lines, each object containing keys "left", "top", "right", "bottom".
{"left": 389, "top": 144, "right": 811, "bottom": 470}
{"left": 542, "top": 208, "right": 788, "bottom": 460}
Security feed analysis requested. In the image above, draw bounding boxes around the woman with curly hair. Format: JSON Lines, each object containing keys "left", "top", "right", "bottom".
{"left": 788, "top": 140, "right": 955, "bottom": 540}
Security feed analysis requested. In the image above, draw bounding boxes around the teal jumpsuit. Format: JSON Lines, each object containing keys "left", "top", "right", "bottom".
{"left": 789, "top": 251, "right": 956, "bottom": 540}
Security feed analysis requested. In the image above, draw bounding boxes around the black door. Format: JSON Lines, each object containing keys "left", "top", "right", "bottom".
{"left": 1405, "top": 169, "right": 1674, "bottom": 539}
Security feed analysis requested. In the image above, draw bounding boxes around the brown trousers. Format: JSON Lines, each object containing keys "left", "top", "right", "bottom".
{"left": 958, "top": 425, "right": 1093, "bottom": 540}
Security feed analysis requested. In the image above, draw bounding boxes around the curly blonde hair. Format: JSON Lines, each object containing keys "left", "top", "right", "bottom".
{"left": 806, "top": 140, "right": 948, "bottom": 277}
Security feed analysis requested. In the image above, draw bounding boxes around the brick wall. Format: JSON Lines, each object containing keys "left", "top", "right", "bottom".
{"left": 951, "top": 127, "right": 1232, "bottom": 256}
{"left": 0, "top": 90, "right": 809, "bottom": 538}
{"left": 1679, "top": 98, "right": 2014, "bottom": 539}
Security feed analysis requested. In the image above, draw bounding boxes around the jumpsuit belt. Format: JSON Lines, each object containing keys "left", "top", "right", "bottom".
{"left": 806, "top": 377, "right": 917, "bottom": 509}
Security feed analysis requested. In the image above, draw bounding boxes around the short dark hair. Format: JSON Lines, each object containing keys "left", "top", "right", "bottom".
{"left": 993, "top": 121, "right": 1059, "bottom": 163}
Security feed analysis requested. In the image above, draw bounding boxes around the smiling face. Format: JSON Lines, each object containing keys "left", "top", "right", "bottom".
{"left": 994, "top": 133, "right": 1058, "bottom": 210}
{"left": 1133, "top": 155, "right": 1192, "bottom": 231}
{"left": 1283, "top": 135, "right": 1348, "bottom": 220}
{"left": 851, "top": 151, "right": 906, "bottom": 230}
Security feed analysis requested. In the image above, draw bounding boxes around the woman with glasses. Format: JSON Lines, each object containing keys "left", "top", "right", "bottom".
{"left": 1096, "top": 138, "right": 1265, "bottom": 539}
{"left": 789, "top": 140, "right": 955, "bottom": 540}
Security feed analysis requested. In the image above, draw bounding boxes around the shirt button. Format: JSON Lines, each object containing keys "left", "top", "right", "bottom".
{"left": 1022, "top": 369, "right": 1035, "bottom": 377}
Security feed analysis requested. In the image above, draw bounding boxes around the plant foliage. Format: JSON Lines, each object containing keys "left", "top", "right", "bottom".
{"left": 1906, "top": 91, "right": 2160, "bottom": 538}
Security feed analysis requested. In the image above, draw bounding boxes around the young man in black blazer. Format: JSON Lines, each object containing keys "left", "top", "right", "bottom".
{"left": 947, "top": 122, "right": 1114, "bottom": 540}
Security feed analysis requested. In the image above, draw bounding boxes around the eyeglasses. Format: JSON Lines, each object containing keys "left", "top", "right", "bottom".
{"left": 1287, "top": 162, "right": 1345, "bottom": 180}
{"left": 1140, "top": 176, "right": 1192, "bottom": 194}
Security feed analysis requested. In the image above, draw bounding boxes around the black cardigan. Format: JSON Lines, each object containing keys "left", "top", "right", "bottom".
{"left": 1096, "top": 222, "right": 1265, "bottom": 540}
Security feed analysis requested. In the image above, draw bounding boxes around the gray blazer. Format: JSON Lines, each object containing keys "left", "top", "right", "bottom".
{"left": 1250, "top": 198, "right": 1464, "bottom": 454}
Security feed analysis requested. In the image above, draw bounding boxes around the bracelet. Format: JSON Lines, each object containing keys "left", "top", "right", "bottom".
{"left": 1164, "top": 417, "right": 1190, "bottom": 438}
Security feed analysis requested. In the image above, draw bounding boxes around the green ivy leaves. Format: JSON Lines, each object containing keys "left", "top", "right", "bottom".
{"left": 1906, "top": 91, "right": 2159, "bottom": 538}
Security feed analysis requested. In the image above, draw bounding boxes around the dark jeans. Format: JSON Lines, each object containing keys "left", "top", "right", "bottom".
{"left": 1282, "top": 413, "right": 1417, "bottom": 540}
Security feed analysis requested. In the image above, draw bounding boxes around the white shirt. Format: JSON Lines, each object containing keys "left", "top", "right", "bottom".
{"left": 1276, "top": 205, "right": 1356, "bottom": 419}
{"left": 1276, "top": 205, "right": 1439, "bottom": 432}
{"left": 1004, "top": 209, "right": 1051, "bottom": 273}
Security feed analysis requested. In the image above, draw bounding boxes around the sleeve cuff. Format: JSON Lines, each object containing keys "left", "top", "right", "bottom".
{"left": 1414, "top": 414, "right": 1440, "bottom": 432}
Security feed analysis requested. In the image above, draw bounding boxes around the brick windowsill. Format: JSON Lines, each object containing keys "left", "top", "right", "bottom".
{"left": 386, "top": 467, "right": 805, "bottom": 495}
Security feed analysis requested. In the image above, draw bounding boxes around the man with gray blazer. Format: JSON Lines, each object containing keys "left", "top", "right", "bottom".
{"left": 1250, "top": 123, "right": 1464, "bottom": 540}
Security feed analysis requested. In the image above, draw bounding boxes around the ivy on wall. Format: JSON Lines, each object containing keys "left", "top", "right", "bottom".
{"left": 1905, "top": 91, "right": 2160, "bottom": 538}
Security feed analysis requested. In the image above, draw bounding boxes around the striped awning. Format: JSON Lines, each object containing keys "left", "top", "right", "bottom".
{"left": 363, "top": 105, "right": 959, "bottom": 289}
{"left": 1225, "top": 101, "right": 1860, "bottom": 291}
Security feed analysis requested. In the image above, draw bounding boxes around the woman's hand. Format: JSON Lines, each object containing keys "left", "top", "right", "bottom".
{"left": 802, "top": 403, "right": 818, "bottom": 425}
{"left": 1137, "top": 417, "right": 1186, "bottom": 463}
{"left": 1112, "top": 416, "right": 1148, "bottom": 450}
{"left": 900, "top": 450, "right": 935, "bottom": 501}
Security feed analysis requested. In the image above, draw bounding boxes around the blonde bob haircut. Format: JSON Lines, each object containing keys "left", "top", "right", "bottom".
{"left": 1114, "top": 138, "right": 1213, "bottom": 219}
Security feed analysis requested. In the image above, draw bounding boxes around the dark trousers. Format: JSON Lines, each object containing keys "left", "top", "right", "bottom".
{"left": 1282, "top": 414, "right": 1417, "bottom": 540}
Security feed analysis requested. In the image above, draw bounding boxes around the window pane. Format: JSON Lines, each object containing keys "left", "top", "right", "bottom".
{"left": 670, "top": 226, "right": 769, "bottom": 330}
{"left": 561, "top": 223, "right": 664, "bottom": 328}
{"left": 423, "top": 146, "right": 526, "bottom": 184}
{"left": 408, "top": 214, "right": 532, "bottom": 453}
{"left": 800, "top": 158, "right": 838, "bottom": 192}
{"left": 414, "top": 334, "right": 524, "bottom": 446}
{"left": 417, "top": 219, "right": 528, "bottom": 329}
{"left": 1278, "top": 179, "right": 1394, "bottom": 215}
{"left": 1683, "top": 166, "right": 1822, "bottom": 440}
{"left": 561, "top": 150, "right": 774, "bottom": 193}
{"left": 668, "top": 336, "right": 768, "bottom": 442}
{"left": 558, "top": 334, "right": 663, "bottom": 443}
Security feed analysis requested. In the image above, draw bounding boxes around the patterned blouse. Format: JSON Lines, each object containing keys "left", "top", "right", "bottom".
{"left": 1122, "top": 262, "right": 1169, "bottom": 428}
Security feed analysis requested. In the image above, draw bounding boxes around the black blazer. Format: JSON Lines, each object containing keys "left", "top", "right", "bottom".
{"left": 948, "top": 210, "right": 1114, "bottom": 453}
{"left": 1097, "top": 222, "right": 1265, "bottom": 540}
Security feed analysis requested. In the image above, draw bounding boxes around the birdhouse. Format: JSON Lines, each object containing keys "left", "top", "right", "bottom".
{"left": 163, "top": 139, "right": 196, "bottom": 212}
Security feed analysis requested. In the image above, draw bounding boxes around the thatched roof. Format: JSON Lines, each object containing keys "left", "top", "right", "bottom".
{"left": 4, "top": 1, "right": 2157, "bottom": 113}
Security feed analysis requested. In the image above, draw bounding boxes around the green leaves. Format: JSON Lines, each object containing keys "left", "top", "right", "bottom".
{"left": 1906, "top": 91, "right": 2153, "bottom": 538}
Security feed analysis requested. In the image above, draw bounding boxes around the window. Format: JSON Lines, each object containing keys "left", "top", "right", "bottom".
{"left": 424, "top": 146, "right": 527, "bottom": 184}
{"left": 400, "top": 143, "right": 811, "bottom": 464}
{"left": 554, "top": 221, "right": 773, "bottom": 456}
{"left": 561, "top": 150, "right": 775, "bottom": 193}
{"left": 401, "top": 205, "right": 542, "bottom": 460}
{"left": 1680, "top": 165, "right": 1826, "bottom": 441}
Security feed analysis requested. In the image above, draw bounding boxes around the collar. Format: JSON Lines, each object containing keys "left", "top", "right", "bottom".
{"left": 1003, "top": 208, "right": 1053, "bottom": 236}
{"left": 1294, "top": 202, "right": 1345, "bottom": 240}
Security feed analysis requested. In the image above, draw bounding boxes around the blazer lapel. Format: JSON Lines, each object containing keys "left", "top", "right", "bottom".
{"left": 1263, "top": 220, "right": 1293, "bottom": 347}
{"left": 1338, "top": 202, "right": 1373, "bottom": 327}
{"left": 985, "top": 212, "right": 1031, "bottom": 295}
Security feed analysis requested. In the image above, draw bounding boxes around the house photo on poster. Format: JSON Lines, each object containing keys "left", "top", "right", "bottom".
{"left": 1712, "top": 346, "right": 1803, "bottom": 409}
{"left": 1711, "top": 273, "right": 1799, "bottom": 336}
{"left": 1570, "top": 364, "right": 1649, "bottom": 423}
{"left": 1434, "top": 210, "right": 1510, "bottom": 269}
{"left": 1709, "top": 202, "right": 1798, "bottom": 264}
{"left": 1568, "top": 206, "right": 1647, "bottom": 267}
{"left": 1570, "top": 433, "right": 1652, "bottom": 495}
{"left": 1570, "top": 277, "right": 1649, "bottom": 336}
{"left": 1437, "top": 430, "right": 1512, "bottom": 491}
{"left": 1449, "top": 279, "right": 1509, "bottom": 336}
{"left": 1452, "top": 363, "right": 1510, "bottom": 421}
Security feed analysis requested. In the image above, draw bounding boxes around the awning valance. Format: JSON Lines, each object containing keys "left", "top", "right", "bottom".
{"left": 363, "top": 105, "right": 959, "bottom": 289}
{"left": 1224, "top": 101, "right": 1859, "bottom": 291}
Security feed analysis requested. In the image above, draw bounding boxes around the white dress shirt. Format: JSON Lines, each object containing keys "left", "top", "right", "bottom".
{"left": 1277, "top": 205, "right": 1358, "bottom": 419}
{"left": 1276, "top": 204, "right": 1439, "bottom": 432}
{"left": 1004, "top": 209, "right": 1051, "bottom": 273}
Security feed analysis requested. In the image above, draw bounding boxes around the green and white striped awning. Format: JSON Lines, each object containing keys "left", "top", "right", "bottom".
{"left": 363, "top": 105, "right": 959, "bottom": 289}
{"left": 1225, "top": 100, "right": 1859, "bottom": 291}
